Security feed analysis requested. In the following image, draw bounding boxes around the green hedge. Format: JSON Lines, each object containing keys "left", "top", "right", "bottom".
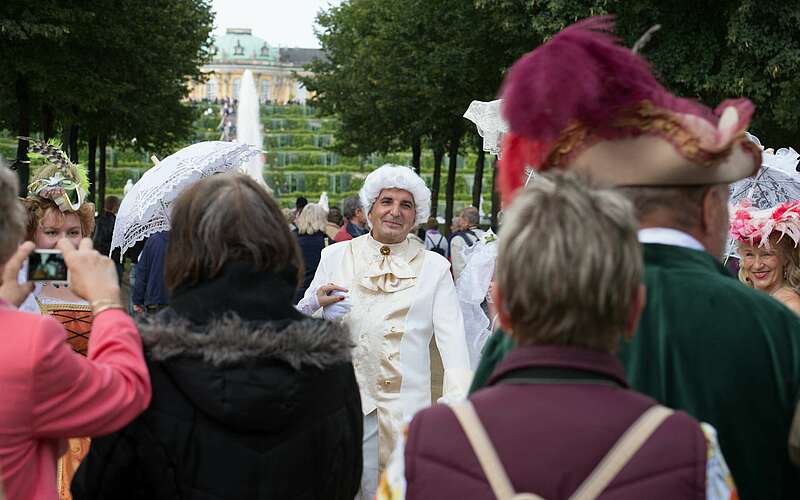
{"left": 265, "top": 133, "right": 334, "bottom": 149}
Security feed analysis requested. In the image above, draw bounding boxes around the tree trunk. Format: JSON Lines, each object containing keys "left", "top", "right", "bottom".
{"left": 444, "top": 133, "right": 461, "bottom": 236}
{"left": 14, "top": 76, "right": 31, "bottom": 196}
{"left": 69, "top": 122, "right": 79, "bottom": 164}
{"left": 430, "top": 145, "right": 444, "bottom": 218}
{"left": 87, "top": 135, "right": 97, "bottom": 204}
{"left": 98, "top": 135, "right": 108, "bottom": 213}
{"left": 490, "top": 156, "right": 500, "bottom": 232}
{"left": 41, "top": 104, "right": 55, "bottom": 141}
{"left": 472, "top": 144, "right": 485, "bottom": 210}
{"left": 411, "top": 136, "right": 422, "bottom": 175}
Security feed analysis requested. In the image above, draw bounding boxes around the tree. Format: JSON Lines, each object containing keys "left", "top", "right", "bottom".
{"left": 303, "top": 0, "right": 428, "bottom": 171}
{"left": 0, "top": 0, "right": 213, "bottom": 203}
{"left": 0, "top": 1, "right": 87, "bottom": 194}
{"left": 307, "top": 0, "right": 518, "bottom": 228}
{"left": 477, "top": 0, "right": 800, "bottom": 147}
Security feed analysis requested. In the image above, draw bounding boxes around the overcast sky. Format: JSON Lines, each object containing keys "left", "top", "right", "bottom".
{"left": 210, "top": 0, "right": 342, "bottom": 48}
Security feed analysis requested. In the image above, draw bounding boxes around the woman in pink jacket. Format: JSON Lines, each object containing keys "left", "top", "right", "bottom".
{"left": 0, "top": 166, "right": 151, "bottom": 500}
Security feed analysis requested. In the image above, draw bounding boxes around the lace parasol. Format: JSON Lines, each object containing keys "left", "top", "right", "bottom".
{"left": 731, "top": 133, "right": 800, "bottom": 210}
{"left": 111, "top": 141, "right": 261, "bottom": 260}
{"left": 726, "top": 133, "right": 800, "bottom": 258}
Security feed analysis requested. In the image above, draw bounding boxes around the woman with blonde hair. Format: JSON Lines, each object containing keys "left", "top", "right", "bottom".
{"left": 294, "top": 202, "right": 330, "bottom": 302}
{"left": 730, "top": 200, "right": 800, "bottom": 314}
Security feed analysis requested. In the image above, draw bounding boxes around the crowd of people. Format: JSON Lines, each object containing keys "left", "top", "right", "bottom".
{"left": 1, "top": 15, "right": 800, "bottom": 500}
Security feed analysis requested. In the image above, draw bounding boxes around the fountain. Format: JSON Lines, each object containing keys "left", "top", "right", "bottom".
{"left": 236, "top": 69, "right": 270, "bottom": 190}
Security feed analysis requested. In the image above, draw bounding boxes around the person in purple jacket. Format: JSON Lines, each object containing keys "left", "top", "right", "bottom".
{"left": 378, "top": 173, "right": 736, "bottom": 500}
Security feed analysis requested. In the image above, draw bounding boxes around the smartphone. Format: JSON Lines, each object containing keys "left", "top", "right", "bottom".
{"left": 27, "top": 249, "right": 69, "bottom": 284}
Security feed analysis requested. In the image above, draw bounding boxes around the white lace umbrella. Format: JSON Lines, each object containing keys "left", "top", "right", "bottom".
{"left": 111, "top": 141, "right": 261, "bottom": 260}
{"left": 731, "top": 133, "right": 800, "bottom": 209}
{"left": 726, "top": 133, "right": 800, "bottom": 258}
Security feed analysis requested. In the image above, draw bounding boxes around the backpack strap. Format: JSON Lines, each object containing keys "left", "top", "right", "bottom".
{"left": 450, "top": 400, "right": 544, "bottom": 500}
{"left": 569, "top": 405, "right": 674, "bottom": 500}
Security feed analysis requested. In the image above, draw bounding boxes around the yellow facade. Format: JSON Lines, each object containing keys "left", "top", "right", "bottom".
{"left": 187, "top": 28, "right": 318, "bottom": 104}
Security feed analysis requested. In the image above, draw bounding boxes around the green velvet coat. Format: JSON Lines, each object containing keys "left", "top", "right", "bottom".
{"left": 470, "top": 243, "right": 800, "bottom": 500}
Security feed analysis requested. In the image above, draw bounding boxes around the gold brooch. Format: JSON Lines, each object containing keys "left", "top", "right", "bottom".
{"left": 380, "top": 246, "right": 391, "bottom": 256}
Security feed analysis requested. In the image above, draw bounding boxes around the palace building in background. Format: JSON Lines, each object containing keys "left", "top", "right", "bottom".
{"left": 188, "top": 28, "right": 324, "bottom": 104}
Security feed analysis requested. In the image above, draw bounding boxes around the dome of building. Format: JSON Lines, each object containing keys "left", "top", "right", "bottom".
{"left": 211, "top": 28, "right": 279, "bottom": 62}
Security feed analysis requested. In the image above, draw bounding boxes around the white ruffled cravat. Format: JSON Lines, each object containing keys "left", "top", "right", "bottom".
{"left": 359, "top": 235, "right": 419, "bottom": 293}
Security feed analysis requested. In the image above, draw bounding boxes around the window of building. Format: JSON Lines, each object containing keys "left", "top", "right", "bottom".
{"left": 260, "top": 43, "right": 270, "bottom": 57}
{"left": 286, "top": 172, "right": 306, "bottom": 192}
{"left": 233, "top": 78, "right": 241, "bottom": 99}
{"left": 233, "top": 40, "right": 244, "bottom": 56}
{"left": 261, "top": 79, "right": 270, "bottom": 103}
{"left": 206, "top": 78, "right": 217, "bottom": 101}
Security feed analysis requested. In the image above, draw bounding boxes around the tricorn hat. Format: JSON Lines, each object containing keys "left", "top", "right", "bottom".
{"left": 498, "top": 16, "right": 761, "bottom": 201}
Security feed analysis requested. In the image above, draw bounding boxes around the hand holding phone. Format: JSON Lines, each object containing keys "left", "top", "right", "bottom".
{"left": 0, "top": 242, "right": 36, "bottom": 307}
{"left": 27, "top": 249, "right": 69, "bottom": 283}
{"left": 56, "top": 238, "right": 121, "bottom": 305}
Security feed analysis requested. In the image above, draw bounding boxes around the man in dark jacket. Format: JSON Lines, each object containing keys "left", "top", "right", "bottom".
{"left": 466, "top": 17, "right": 800, "bottom": 500}
{"left": 393, "top": 174, "right": 732, "bottom": 499}
{"left": 132, "top": 231, "right": 170, "bottom": 314}
{"left": 92, "top": 196, "right": 122, "bottom": 280}
{"left": 334, "top": 196, "right": 367, "bottom": 242}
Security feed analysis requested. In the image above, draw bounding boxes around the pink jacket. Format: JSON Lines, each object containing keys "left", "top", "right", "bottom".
{"left": 0, "top": 301, "right": 151, "bottom": 500}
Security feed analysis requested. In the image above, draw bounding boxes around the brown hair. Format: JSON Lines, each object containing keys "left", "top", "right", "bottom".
{"left": 165, "top": 174, "right": 303, "bottom": 291}
{"left": 23, "top": 197, "right": 95, "bottom": 241}
{"left": 0, "top": 166, "right": 26, "bottom": 263}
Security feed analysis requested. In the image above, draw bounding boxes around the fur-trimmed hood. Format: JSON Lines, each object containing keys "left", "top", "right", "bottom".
{"left": 138, "top": 311, "right": 356, "bottom": 432}
{"left": 139, "top": 312, "right": 353, "bottom": 370}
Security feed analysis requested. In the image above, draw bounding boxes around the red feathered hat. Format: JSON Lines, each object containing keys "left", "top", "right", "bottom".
{"left": 498, "top": 16, "right": 761, "bottom": 202}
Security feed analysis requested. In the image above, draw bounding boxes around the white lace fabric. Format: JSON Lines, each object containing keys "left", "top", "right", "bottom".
{"left": 454, "top": 232, "right": 498, "bottom": 368}
{"left": 463, "top": 100, "right": 509, "bottom": 157}
{"left": 111, "top": 141, "right": 261, "bottom": 260}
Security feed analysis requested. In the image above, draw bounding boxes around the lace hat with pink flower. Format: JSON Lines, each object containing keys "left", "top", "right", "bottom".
{"left": 730, "top": 200, "right": 800, "bottom": 249}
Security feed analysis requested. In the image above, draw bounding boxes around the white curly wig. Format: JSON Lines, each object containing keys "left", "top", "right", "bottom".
{"left": 359, "top": 164, "right": 431, "bottom": 227}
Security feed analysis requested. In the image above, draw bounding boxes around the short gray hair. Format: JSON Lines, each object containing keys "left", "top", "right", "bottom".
{"left": 342, "top": 196, "right": 361, "bottom": 219}
{"left": 615, "top": 185, "right": 708, "bottom": 231}
{"left": 461, "top": 206, "right": 480, "bottom": 226}
{"left": 496, "top": 173, "right": 642, "bottom": 351}
{"left": 0, "top": 165, "right": 26, "bottom": 263}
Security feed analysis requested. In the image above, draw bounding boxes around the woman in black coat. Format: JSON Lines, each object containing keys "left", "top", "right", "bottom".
{"left": 293, "top": 202, "right": 330, "bottom": 303}
{"left": 72, "top": 175, "right": 362, "bottom": 500}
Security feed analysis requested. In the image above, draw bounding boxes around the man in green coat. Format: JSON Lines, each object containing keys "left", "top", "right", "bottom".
{"left": 469, "top": 17, "right": 800, "bottom": 500}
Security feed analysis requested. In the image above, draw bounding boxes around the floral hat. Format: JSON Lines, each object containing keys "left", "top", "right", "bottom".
{"left": 497, "top": 16, "right": 761, "bottom": 201}
{"left": 730, "top": 200, "right": 800, "bottom": 249}
{"left": 24, "top": 138, "right": 89, "bottom": 212}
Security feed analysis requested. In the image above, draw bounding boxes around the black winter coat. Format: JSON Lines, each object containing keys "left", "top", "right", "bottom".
{"left": 294, "top": 231, "right": 327, "bottom": 303}
{"left": 72, "top": 263, "right": 363, "bottom": 500}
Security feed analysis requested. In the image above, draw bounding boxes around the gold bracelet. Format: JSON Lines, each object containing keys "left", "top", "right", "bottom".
{"left": 93, "top": 304, "right": 125, "bottom": 316}
{"left": 91, "top": 299, "right": 124, "bottom": 316}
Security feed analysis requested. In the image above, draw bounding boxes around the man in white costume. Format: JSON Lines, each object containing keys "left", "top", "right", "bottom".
{"left": 297, "top": 164, "right": 471, "bottom": 498}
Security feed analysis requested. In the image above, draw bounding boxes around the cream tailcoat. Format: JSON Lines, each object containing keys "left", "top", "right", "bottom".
{"left": 299, "top": 234, "right": 471, "bottom": 466}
